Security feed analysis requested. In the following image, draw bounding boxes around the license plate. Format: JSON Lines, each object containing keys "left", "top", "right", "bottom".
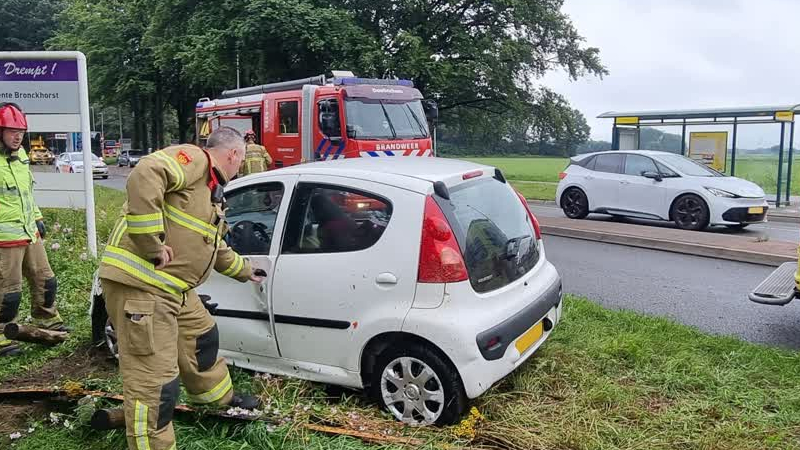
{"left": 748, "top": 207, "right": 764, "bottom": 214}
{"left": 514, "top": 321, "right": 544, "bottom": 354}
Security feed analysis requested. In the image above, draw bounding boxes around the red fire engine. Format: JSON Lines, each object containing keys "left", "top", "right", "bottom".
{"left": 195, "top": 71, "right": 438, "bottom": 168}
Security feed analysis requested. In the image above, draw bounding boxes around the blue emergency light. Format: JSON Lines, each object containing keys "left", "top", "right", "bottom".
{"left": 334, "top": 77, "right": 414, "bottom": 87}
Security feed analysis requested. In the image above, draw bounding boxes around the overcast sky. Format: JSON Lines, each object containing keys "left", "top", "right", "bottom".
{"left": 543, "top": 0, "right": 800, "bottom": 148}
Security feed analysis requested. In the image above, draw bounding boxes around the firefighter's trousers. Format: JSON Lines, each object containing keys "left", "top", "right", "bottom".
{"left": 102, "top": 279, "right": 234, "bottom": 450}
{"left": 0, "top": 240, "right": 61, "bottom": 329}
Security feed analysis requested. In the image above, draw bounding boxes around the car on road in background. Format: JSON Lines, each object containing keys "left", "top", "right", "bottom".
{"left": 55, "top": 152, "right": 109, "bottom": 179}
{"left": 556, "top": 150, "right": 768, "bottom": 230}
{"left": 88, "top": 157, "right": 562, "bottom": 426}
{"left": 118, "top": 149, "right": 145, "bottom": 167}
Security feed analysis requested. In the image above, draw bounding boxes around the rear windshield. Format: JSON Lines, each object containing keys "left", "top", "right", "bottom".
{"left": 445, "top": 178, "right": 539, "bottom": 293}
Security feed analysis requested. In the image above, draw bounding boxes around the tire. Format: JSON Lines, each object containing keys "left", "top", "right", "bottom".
{"left": 671, "top": 194, "right": 710, "bottom": 231}
{"left": 371, "top": 343, "right": 467, "bottom": 426}
{"left": 561, "top": 187, "right": 590, "bottom": 219}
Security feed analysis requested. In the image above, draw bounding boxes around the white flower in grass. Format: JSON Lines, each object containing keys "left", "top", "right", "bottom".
{"left": 9, "top": 432, "right": 22, "bottom": 440}
{"left": 50, "top": 242, "right": 60, "bottom": 251}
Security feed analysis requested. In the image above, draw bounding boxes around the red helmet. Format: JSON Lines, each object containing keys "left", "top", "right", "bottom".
{"left": 0, "top": 103, "right": 27, "bottom": 131}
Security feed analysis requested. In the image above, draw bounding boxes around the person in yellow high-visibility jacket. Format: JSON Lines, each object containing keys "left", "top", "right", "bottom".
{"left": 237, "top": 130, "right": 272, "bottom": 177}
{"left": 0, "top": 103, "right": 67, "bottom": 357}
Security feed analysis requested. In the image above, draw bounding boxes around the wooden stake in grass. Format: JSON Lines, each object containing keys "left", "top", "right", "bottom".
{"left": 3, "top": 323, "right": 68, "bottom": 346}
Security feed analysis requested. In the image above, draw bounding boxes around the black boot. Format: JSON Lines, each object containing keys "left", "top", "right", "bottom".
{"left": 228, "top": 393, "right": 261, "bottom": 410}
{"left": 0, "top": 339, "right": 21, "bottom": 357}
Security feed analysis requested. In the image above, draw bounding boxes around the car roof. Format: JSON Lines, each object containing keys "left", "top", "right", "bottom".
{"left": 229, "top": 157, "right": 497, "bottom": 194}
{"left": 576, "top": 150, "right": 678, "bottom": 159}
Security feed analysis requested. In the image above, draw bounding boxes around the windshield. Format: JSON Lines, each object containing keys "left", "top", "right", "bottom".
{"left": 658, "top": 154, "right": 723, "bottom": 177}
{"left": 345, "top": 99, "right": 429, "bottom": 139}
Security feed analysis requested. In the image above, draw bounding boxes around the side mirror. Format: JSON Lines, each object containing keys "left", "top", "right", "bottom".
{"left": 423, "top": 100, "right": 438, "bottom": 121}
{"left": 642, "top": 171, "right": 663, "bottom": 182}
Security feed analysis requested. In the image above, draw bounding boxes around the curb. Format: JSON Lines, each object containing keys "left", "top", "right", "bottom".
{"left": 526, "top": 199, "right": 557, "bottom": 207}
{"left": 767, "top": 214, "right": 800, "bottom": 224}
{"left": 540, "top": 224, "right": 795, "bottom": 267}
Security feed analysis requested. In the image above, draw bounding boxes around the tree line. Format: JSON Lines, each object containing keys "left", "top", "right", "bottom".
{"left": 4, "top": 0, "right": 606, "bottom": 154}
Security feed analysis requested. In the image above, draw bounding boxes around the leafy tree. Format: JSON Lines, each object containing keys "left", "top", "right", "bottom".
{"left": 0, "top": 0, "right": 63, "bottom": 51}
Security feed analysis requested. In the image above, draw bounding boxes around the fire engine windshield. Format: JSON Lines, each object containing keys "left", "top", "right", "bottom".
{"left": 344, "top": 100, "right": 429, "bottom": 140}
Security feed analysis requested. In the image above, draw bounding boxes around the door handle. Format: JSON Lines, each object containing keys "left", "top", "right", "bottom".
{"left": 376, "top": 273, "right": 398, "bottom": 285}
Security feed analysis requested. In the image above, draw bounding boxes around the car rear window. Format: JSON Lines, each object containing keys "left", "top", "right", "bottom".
{"left": 444, "top": 178, "right": 539, "bottom": 293}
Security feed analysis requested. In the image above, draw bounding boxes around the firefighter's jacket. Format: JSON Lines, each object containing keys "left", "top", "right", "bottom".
{"left": 238, "top": 144, "right": 272, "bottom": 177}
{"left": 99, "top": 145, "right": 251, "bottom": 298}
{"left": 0, "top": 147, "right": 43, "bottom": 245}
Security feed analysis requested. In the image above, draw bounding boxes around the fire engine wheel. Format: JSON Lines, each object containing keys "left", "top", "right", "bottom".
{"left": 372, "top": 343, "right": 466, "bottom": 426}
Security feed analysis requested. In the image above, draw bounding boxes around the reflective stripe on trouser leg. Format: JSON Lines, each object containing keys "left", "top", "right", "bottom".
{"left": 102, "top": 279, "right": 180, "bottom": 450}
{"left": 177, "top": 290, "right": 233, "bottom": 405}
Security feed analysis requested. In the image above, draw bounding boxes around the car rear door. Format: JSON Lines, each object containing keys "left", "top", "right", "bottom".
{"left": 196, "top": 174, "right": 298, "bottom": 363}
{"left": 270, "top": 174, "right": 421, "bottom": 371}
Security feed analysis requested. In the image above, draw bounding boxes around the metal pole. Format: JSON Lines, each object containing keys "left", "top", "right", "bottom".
{"left": 76, "top": 54, "right": 97, "bottom": 256}
{"left": 91, "top": 106, "right": 95, "bottom": 131}
{"left": 681, "top": 119, "right": 687, "bottom": 155}
{"left": 612, "top": 123, "right": 618, "bottom": 150}
{"left": 731, "top": 118, "right": 737, "bottom": 176}
{"left": 433, "top": 123, "right": 437, "bottom": 157}
{"left": 777, "top": 122, "right": 786, "bottom": 208}
{"left": 787, "top": 120, "right": 795, "bottom": 203}
{"left": 118, "top": 106, "right": 123, "bottom": 142}
{"left": 100, "top": 112, "right": 104, "bottom": 138}
{"left": 236, "top": 51, "right": 241, "bottom": 89}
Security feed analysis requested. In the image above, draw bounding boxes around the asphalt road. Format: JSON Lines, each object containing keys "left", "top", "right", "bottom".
{"left": 529, "top": 203, "right": 800, "bottom": 243}
{"left": 544, "top": 235, "right": 800, "bottom": 349}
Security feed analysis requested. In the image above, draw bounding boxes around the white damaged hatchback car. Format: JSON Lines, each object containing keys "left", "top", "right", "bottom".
{"left": 90, "top": 157, "right": 562, "bottom": 425}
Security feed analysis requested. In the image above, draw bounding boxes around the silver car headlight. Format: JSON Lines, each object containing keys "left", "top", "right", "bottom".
{"left": 705, "top": 187, "right": 738, "bottom": 198}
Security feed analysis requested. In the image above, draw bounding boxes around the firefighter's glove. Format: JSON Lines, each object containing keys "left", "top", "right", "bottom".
{"left": 199, "top": 294, "right": 218, "bottom": 314}
{"left": 36, "top": 220, "right": 46, "bottom": 239}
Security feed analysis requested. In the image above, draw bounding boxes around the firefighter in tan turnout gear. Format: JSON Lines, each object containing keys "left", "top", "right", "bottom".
{"left": 99, "top": 127, "right": 263, "bottom": 450}
{"left": 238, "top": 129, "right": 272, "bottom": 177}
{"left": 0, "top": 103, "right": 67, "bottom": 357}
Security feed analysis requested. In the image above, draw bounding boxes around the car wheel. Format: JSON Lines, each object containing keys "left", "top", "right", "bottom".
{"left": 561, "top": 187, "right": 590, "bottom": 219}
{"left": 372, "top": 343, "right": 467, "bottom": 426}
{"left": 671, "top": 194, "right": 710, "bottom": 230}
{"left": 90, "top": 294, "right": 118, "bottom": 360}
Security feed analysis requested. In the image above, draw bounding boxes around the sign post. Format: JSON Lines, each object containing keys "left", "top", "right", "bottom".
{"left": 0, "top": 52, "right": 97, "bottom": 257}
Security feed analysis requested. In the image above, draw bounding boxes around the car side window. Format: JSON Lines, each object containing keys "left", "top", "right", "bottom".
{"left": 282, "top": 183, "right": 392, "bottom": 254}
{"left": 656, "top": 161, "right": 678, "bottom": 177}
{"left": 224, "top": 182, "right": 285, "bottom": 255}
{"left": 278, "top": 101, "right": 299, "bottom": 135}
{"left": 624, "top": 154, "right": 658, "bottom": 176}
{"left": 593, "top": 154, "right": 623, "bottom": 174}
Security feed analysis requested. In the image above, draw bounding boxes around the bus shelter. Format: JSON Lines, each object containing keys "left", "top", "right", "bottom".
{"left": 598, "top": 105, "right": 799, "bottom": 207}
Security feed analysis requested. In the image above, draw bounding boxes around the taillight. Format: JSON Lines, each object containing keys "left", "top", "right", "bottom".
{"left": 515, "top": 191, "right": 542, "bottom": 240}
{"left": 418, "top": 196, "right": 468, "bottom": 283}
{"left": 462, "top": 170, "right": 483, "bottom": 180}
{"left": 558, "top": 172, "right": 567, "bottom": 180}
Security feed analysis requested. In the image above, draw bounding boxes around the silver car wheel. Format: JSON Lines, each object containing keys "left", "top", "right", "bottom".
{"left": 380, "top": 356, "right": 445, "bottom": 425}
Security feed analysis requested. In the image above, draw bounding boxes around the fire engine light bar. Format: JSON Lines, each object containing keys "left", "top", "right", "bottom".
{"left": 335, "top": 77, "right": 414, "bottom": 87}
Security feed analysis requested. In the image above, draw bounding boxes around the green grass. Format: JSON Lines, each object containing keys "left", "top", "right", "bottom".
{"left": 6, "top": 185, "right": 800, "bottom": 449}
{"left": 510, "top": 181, "right": 557, "bottom": 201}
{"left": 464, "top": 156, "right": 570, "bottom": 183}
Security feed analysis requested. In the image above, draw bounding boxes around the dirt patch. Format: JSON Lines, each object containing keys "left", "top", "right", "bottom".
{"left": 0, "top": 401, "right": 49, "bottom": 436}
{"left": 0, "top": 345, "right": 117, "bottom": 390}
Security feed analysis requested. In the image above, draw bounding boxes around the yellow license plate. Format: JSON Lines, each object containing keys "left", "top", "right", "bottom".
{"left": 748, "top": 207, "right": 764, "bottom": 214}
{"left": 514, "top": 322, "right": 544, "bottom": 354}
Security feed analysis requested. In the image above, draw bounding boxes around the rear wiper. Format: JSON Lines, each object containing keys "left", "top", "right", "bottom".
{"left": 504, "top": 236, "right": 531, "bottom": 260}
